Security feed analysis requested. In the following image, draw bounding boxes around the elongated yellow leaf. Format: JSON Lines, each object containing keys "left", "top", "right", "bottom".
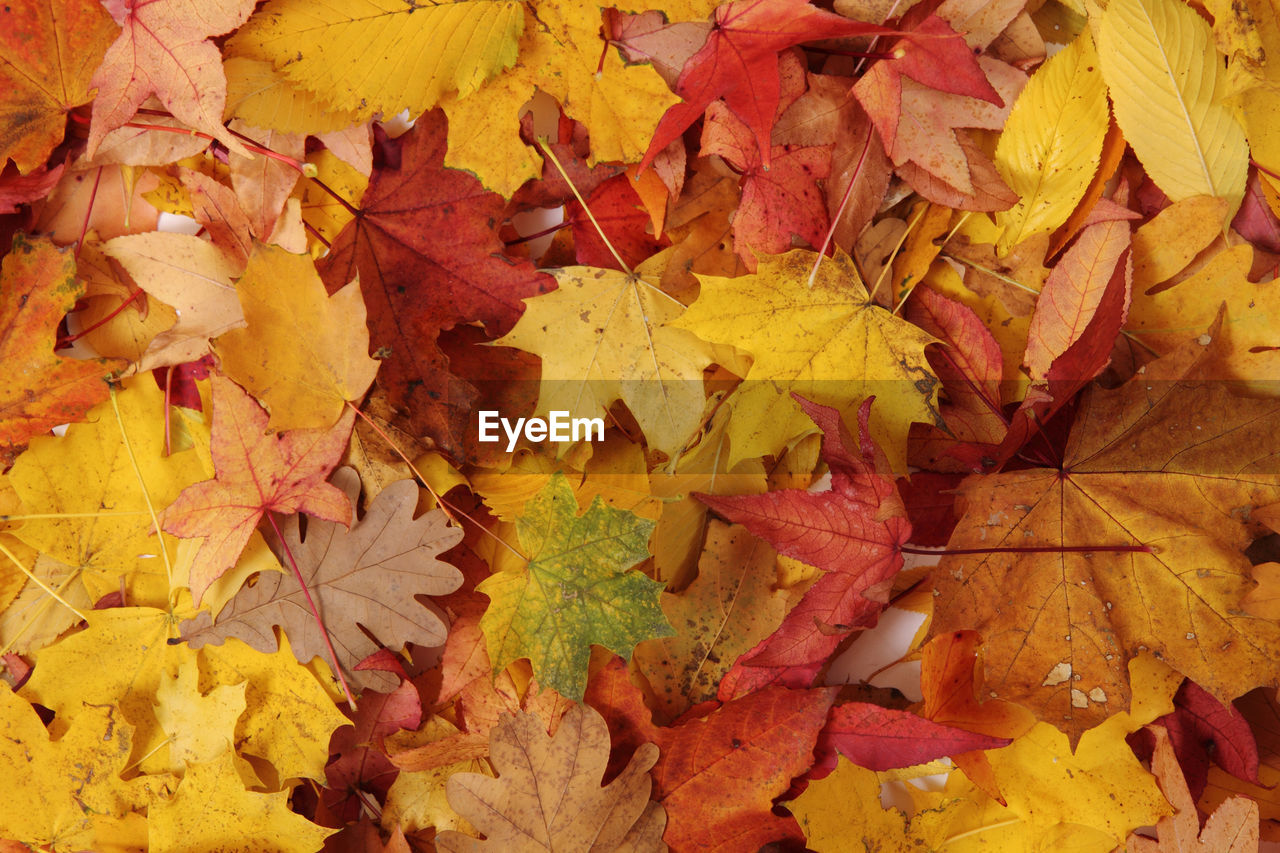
{"left": 228, "top": 0, "right": 523, "bottom": 121}
{"left": 223, "top": 57, "right": 361, "bottom": 134}
{"left": 1097, "top": 0, "right": 1247, "bottom": 213}
{"left": 994, "top": 31, "right": 1108, "bottom": 254}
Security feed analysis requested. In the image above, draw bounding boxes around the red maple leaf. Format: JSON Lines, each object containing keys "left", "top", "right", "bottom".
{"left": 697, "top": 397, "right": 910, "bottom": 697}
{"left": 640, "top": 0, "right": 884, "bottom": 172}
{"left": 318, "top": 111, "right": 553, "bottom": 462}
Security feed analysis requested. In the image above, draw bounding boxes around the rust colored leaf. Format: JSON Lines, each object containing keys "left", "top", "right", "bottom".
{"left": 0, "top": 234, "right": 123, "bottom": 468}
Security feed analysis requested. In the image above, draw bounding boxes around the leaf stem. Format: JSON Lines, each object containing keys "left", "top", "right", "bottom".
{"left": 535, "top": 137, "right": 633, "bottom": 275}
{"left": 264, "top": 510, "right": 357, "bottom": 712}
{"left": 0, "top": 541, "right": 87, "bottom": 623}
{"left": 61, "top": 287, "right": 145, "bottom": 345}
{"left": 901, "top": 543, "right": 1151, "bottom": 556}
{"left": 75, "top": 166, "right": 103, "bottom": 259}
{"left": 109, "top": 386, "right": 175, "bottom": 591}
{"left": 809, "top": 112, "right": 874, "bottom": 289}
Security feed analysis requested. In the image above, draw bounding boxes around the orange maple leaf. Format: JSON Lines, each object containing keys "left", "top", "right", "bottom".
{"left": 0, "top": 234, "right": 124, "bottom": 468}
{"left": 162, "top": 374, "right": 354, "bottom": 604}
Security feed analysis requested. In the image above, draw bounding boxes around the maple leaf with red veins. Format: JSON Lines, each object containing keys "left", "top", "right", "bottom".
{"left": 698, "top": 397, "right": 910, "bottom": 697}
{"left": 641, "top": 0, "right": 885, "bottom": 172}
{"left": 162, "top": 374, "right": 354, "bottom": 605}
{"left": 318, "top": 110, "right": 553, "bottom": 462}
{"left": 88, "top": 0, "right": 255, "bottom": 157}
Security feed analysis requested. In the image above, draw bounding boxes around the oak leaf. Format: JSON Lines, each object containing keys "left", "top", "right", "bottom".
{"left": 161, "top": 374, "right": 355, "bottom": 605}
{"left": 87, "top": 0, "right": 256, "bottom": 157}
{"left": 437, "top": 704, "right": 666, "bottom": 852}
{"left": 181, "top": 467, "right": 463, "bottom": 693}
{"left": 0, "top": 0, "right": 117, "bottom": 173}
{"left": 227, "top": 0, "right": 522, "bottom": 123}
{"left": 478, "top": 472, "right": 672, "bottom": 701}
{"left": 0, "top": 234, "right": 124, "bottom": 467}
{"left": 214, "top": 243, "right": 379, "bottom": 431}
{"left": 671, "top": 249, "right": 940, "bottom": 471}
{"left": 932, "top": 344, "right": 1280, "bottom": 738}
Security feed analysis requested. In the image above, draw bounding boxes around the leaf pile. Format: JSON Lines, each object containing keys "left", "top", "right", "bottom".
{"left": 1, "top": 0, "right": 1280, "bottom": 849}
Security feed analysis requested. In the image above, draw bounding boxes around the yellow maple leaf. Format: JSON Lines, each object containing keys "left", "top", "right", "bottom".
{"left": 7, "top": 375, "right": 210, "bottom": 606}
{"left": 0, "top": 683, "right": 174, "bottom": 850}
{"left": 440, "top": 0, "right": 680, "bottom": 196}
{"left": 153, "top": 660, "right": 248, "bottom": 774}
{"left": 670, "top": 249, "right": 940, "bottom": 471}
{"left": 147, "top": 749, "right": 335, "bottom": 853}
{"left": 494, "top": 266, "right": 715, "bottom": 461}
{"left": 214, "top": 243, "right": 379, "bottom": 431}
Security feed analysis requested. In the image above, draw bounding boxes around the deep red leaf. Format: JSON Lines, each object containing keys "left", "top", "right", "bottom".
{"left": 813, "top": 701, "right": 1011, "bottom": 775}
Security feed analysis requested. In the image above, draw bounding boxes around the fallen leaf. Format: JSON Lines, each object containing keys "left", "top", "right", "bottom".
{"left": 0, "top": 0, "right": 117, "bottom": 173}
{"left": 671, "top": 249, "right": 940, "bottom": 471}
{"left": 478, "top": 472, "right": 672, "bottom": 701}
{"left": 181, "top": 467, "right": 462, "bottom": 692}
{"left": 87, "top": 0, "right": 256, "bottom": 157}
{"left": 214, "top": 243, "right": 379, "bottom": 431}
{"left": 0, "top": 234, "right": 124, "bottom": 467}
{"left": 437, "top": 704, "right": 666, "bottom": 852}
{"left": 162, "top": 374, "right": 355, "bottom": 604}
{"left": 147, "top": 749, "right": 335, "bottom": 853}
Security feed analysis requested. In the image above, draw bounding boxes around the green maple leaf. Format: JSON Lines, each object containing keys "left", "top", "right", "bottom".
{"left": 478, "top": 472, "right": 673, "bottom": 700}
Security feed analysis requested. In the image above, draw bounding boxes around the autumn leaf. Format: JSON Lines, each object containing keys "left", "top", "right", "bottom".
{"left": 317, "top": 111, "right": 553, "bottom": 461}
{"left": 162, "top": 374, "right": 355, "bottom": 604}
{"left": 815, "top": 701, "right": 1012, "bottom": 774}
{"left": 1129, "top": 725, "right": 1260, "bottom": 852}
{"left": 932, "top": 343, "right": 1280, "bottom": 738}
{"left": 478, "top": 472, "right": 672, "bottom": 701}
{"left": 227, "top": 0, "right": 524, "bottom": 122}
{"left": 671, "top": 249, "right": 940, "bottom": 471}
{"left": 437, "top": 704, "right": 666, "bottom": 852}
{"left": 493, "top": 264, "right": 715, "bottom": 460}
{"left": 148, "top": 749, "right": 335, "bottom": 853}
{"left": 181, "top": 467, "right": 463, "bottom": 692}
{"left": 641, "top": 0, "right": 884, "bottom": 171}
{"left": 87, "top": 0, "right": 256, "bottom": 158}
{"left": 0, "top": 234, "right": 124, "bottom": 467}
{"left": 214, "top": 243, "right": 379, "bottom": 431}
{"left": 325, "top": 670, "right": 422, "bottom": 823}
{"left": 0, "top": 0, "right": 117, "bottom": 173}
{"left": 1097, "top": 0, "right": 1248, "bottom": 213}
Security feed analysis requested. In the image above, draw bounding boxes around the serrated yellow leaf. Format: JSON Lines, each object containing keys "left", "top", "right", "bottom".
{"left": 494, "top": 266, "right": 715, "bottom": 460}
{"left": 227, "top": 0, "right": 523, "bottom": 121}
{"left": 994, "top": 30, "right": 1108, "bottom": 254}
{"left": 223, "top": 56, "right": 362, "bottom": 134}
{"left": 1097, "top": 0, "right": 1248, "bottom": 213}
